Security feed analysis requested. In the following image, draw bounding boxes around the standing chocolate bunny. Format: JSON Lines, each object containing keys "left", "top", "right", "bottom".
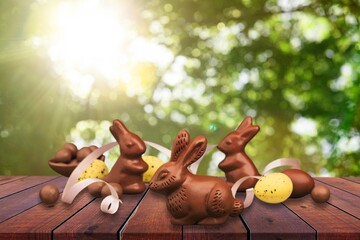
{"left": 218, "top": 116, "right": 260, "bottom": 191}
{"left": 149, "top": 130, "right": 243, "bottom": 225}
{"left": 103, "top": 119, "right": 148, "bottom": 194}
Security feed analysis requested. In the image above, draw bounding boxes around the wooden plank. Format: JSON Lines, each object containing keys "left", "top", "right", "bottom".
{"left": 53, "top": 190, "right": 148, "bottom": 240}
{"left": 315, "top": 177, "right": 360, "bottom": 197}
{"left": 342, "top": 177, "right": 360, "bottom": 184}
{"left": 0, "top": 176, "right": 58, "bottom": 199}
{"left": 314, "top": 179, "right": 360, "bottom": 219}
{"left": 183, "top": 215, "right": 247, "bottom": 240}
{"left": 0, "top": 191, "right": 94, "bottom": 240}
{"left": 0, "top": 176, "right": 67, "bottom": 223}
{"left": 241, "top": 194, "right": 315, "bottom": 240}
{"left": 0, "top": 176, "right": 27, "bottom": 185}
{"left": 120, "top": 191, "right": 182, "bottom": 240}
{"left": 284, "top": 195, "right": 360, "bottom": 239}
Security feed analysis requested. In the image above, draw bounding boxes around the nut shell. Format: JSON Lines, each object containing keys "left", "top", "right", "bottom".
{"left": 282, "top": 169, "right": 315, "bottom": 198}
{"left": 39, "top": 184, "right": 59, "bottom": 206}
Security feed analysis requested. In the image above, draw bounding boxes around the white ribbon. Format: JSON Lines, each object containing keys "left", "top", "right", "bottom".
{"left": 144, "top": 141, "right": 171, "bottom": 158}
{"left": 262, "top": 158, "right": 301, "bottom": 175}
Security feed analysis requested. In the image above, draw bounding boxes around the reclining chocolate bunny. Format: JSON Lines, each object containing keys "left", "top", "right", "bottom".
{"left": 149, "top": 130, "right": 244, "bottom": 225}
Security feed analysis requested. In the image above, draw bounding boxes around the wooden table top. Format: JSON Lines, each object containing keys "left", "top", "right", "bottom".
{"left": 0, "top": 176, "right": 359, "bottom": 240}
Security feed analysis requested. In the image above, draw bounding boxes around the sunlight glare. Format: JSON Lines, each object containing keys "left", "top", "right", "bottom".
{"left": 52, "top": 1, "right": 127, "bottom": 72}
{"left": 43, "top": 0, "right": 173, "bottom": 99}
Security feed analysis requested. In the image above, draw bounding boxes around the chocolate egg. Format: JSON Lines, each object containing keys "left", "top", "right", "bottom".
{"left": 87, "top": 182, "right": 105, "bottom": 198}
{"left": 88, "top": 145, "right": 105, "bottom": 161}
{"left": 53, "top": 149, "right": 73, "bottom": 163}
{"left": 76, "top": 147, "right": 92, "bottom": 162}
{"left": 89, "top": 145, "right": 98, "bottom": 151}
{"left": 311, "top": 185, "right": 330, "bottom": 203}
{"left": 39, "top": 184, "right": 59, "bottom": 206}
{"left": 101, "top": 183, "right": 123, "bottom": 198}
{"left": 63, "top": 143, "right": 78, "bottom": 158}
{"left": 282, "top": 169, "right": 314, "bottom": 198}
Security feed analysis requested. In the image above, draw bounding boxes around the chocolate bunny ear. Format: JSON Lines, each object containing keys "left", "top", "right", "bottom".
{"left": 170, "top": 130, "right": 190, "bottom": 162}
{"left": 180, "top": 136, "right": 207, "bottom": 168}
{"left": 241, "top": 125, "right": 260, "bottom": 140}
{"left": 110, "top": 120, "right": 130, "bottom": 139}
{"left": 235, "top": 116, "right": 253, "bottom": 133}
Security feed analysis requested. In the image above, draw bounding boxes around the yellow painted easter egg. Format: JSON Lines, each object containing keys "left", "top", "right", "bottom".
{"left": 142, "top": 156, "right": 164, "bottom": 183}
{"left": 254, "top": 173, "right": 293, "bottom": 204}
{"left": 78, "top": 159, "right": 108, "bottom": 181}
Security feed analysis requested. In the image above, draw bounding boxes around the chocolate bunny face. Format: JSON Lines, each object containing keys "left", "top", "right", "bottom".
{"left": 149, "top": 129, "right": 204, "bottom": 194}
{"left": 218, "top": 116, "right": 259, "bottom": 154}
{"left": 149, "top": 161, "right": 185, "bottom": 194}
{"left": 110, "top": 120, "right": 146, "bottom": 157}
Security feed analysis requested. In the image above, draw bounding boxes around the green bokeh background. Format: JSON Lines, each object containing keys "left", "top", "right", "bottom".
{"left": 1, "top": 0, "right": 359, "bottom": 176}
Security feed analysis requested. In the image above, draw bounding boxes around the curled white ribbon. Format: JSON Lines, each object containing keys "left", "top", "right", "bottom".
{"left": 231, "top": 158, "right": 301, "bottom": 209}
{"left": 262, "top": 158, "right": 301, "bottom": 175}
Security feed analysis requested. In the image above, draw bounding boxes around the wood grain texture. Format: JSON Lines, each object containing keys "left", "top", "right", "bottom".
{"left": 120, "top": 190, "right": 182, "bottom": 240}
{"left": 0, "top": 176, "right": 57, "bottom": 199}
{"left": 314, "top": 179, "right": 360, "bottom": 219}
{"left": 0, "top": 177, "right": 359, "bottom": 239}
{"left": 241, "top": 194, "right": 315, "bottom": 240}
{"left": 0, "top": 176, "right": 27, "bottom": 185}
{"left": 183, "top": 215, "right": 247, "bottom": 240}
{"left": 53, "top": 190, "right": 148, "bottom": 240}
{"left": 0, "top": 191, "right": 94, "bottom": 240}
{"left": 0, "top": 176, "right": 67, "bottom": 223}
{"left": 284, "top": 195, "right": 360, "bottom": 239}
{"left": 342, "top": 177, "right": 360, "bottom": 184}
{"left": 315, "top": 177, "right": 360, "bottom": 197}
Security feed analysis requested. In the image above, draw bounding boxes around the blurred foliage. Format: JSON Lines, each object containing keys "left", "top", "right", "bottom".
{"left": 0, "top": 0, "right": 359, "bottom": 176}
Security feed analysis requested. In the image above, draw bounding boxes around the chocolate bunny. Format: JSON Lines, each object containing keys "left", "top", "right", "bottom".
{"left": 103, "top": 119, "right": 148, "bottom": 194}
{"left": 218, "top": 116, "right": 260, "bottom": 191}
{"left": 149, "top": 130, "right": 243, "bottom": 225}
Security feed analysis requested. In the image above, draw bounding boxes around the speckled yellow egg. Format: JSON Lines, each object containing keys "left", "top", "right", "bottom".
{"left": 254, "top": 173, "right": 293, "bottom": 204}
{"left": 78, "top": 159, "right": 108, "bottom": 181}
{"left": 142, "top": 156, "right": 164, "bottom": 183}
